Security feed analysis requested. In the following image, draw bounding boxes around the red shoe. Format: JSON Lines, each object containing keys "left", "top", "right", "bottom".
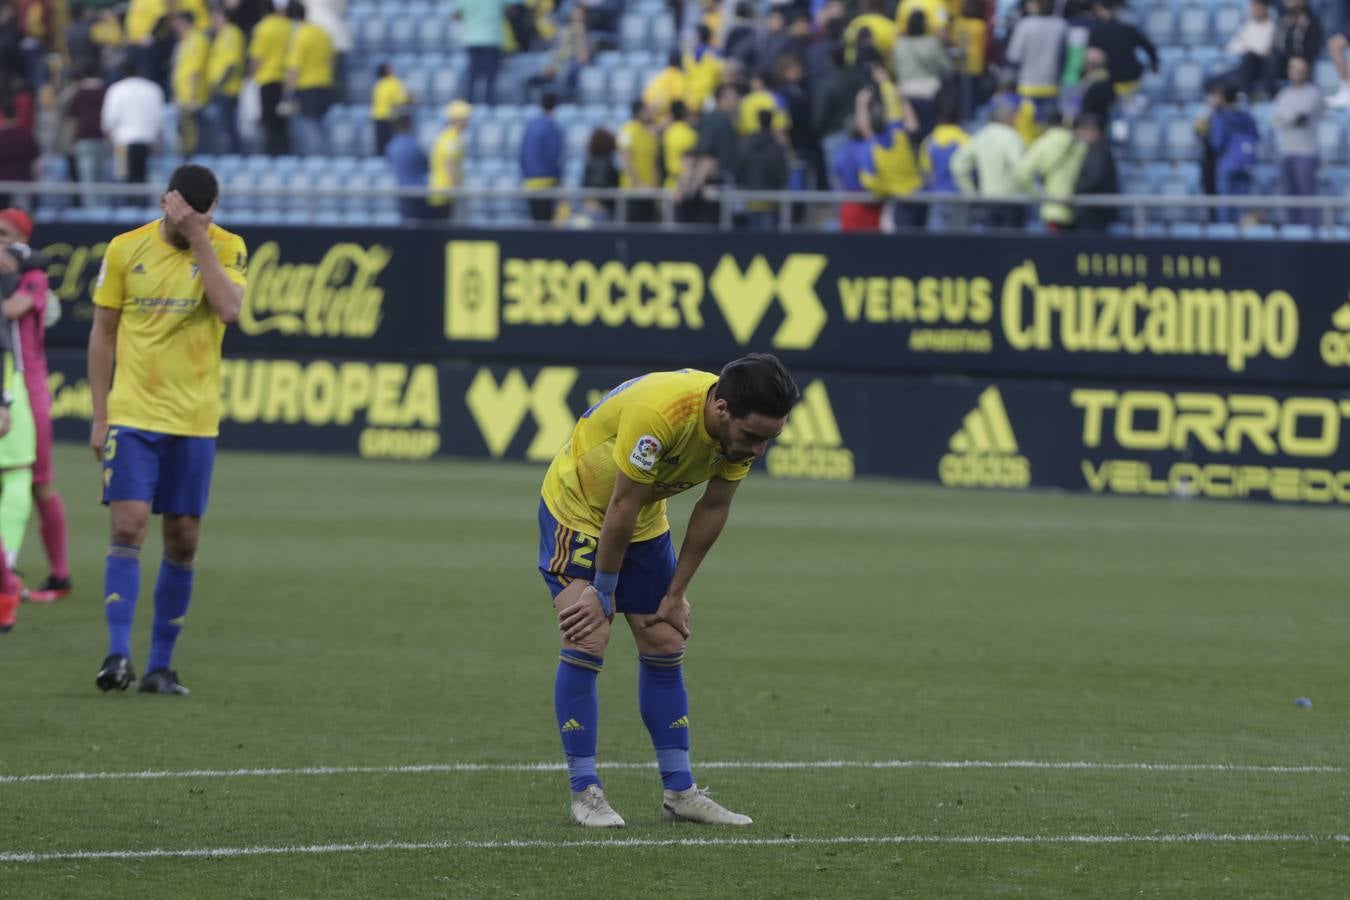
{"left": 0, "top": 592, "right": 18, "bottom": 632}
{"left": 25, "top": 575, "right": 72, "bottom": 604}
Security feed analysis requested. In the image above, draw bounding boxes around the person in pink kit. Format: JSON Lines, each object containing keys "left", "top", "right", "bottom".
{"left": 0, "top": 208, "right": 71, "bottom": 605}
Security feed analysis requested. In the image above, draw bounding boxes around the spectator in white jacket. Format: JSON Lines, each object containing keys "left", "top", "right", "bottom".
{"left": 101, "top": 58, "right": 165, "bottom": 192}
{"left": 1005, "top": 0, "right": 1068, "bottom": 124}
{"left": 1218, "top": 0, "right": 1277, "bottom": 98}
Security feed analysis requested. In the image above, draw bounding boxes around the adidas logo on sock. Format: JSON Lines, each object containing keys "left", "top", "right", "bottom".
{"left": 560, "top": 718, "right": 585, "bottom": 732}
{"left": 938, "top": 386, "right": 1031, "bottom": 490}
{"left": 669, "top": 715, "right": 690, "bottom": 729}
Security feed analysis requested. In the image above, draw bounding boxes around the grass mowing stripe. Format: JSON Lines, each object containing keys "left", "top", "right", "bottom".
{"left": 4, "top": 833, "right": 1348, "bottom": 863}
{"left": 1, "top": 759, "right": 1342, "bottom": 784}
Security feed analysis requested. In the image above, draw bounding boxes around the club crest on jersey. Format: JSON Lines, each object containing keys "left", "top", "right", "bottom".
{"left": 189, "top": 264, "right": 200, "bottom": 279}
{"left": 630, "top": 435, "right": 663, "bottom": 472}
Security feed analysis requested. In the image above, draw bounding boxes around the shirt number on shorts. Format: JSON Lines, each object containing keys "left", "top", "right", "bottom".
{"left": 570, "top": 534, "right": 597, "bottom": 569}
{"left": 104, "top": 428, "right": 119, "bottom": 463}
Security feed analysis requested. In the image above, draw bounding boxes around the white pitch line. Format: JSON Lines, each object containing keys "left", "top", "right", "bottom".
{"left": 2, "top": 833, "right": 1347, "bottom": 864}
{"left": 0, "top": 758, "right": 1342, "bottom": 785}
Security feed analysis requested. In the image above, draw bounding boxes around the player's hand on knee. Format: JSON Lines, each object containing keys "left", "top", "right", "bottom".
{"left": 642, "top": 591, "right": 690, "bottom": 639}
{"left": 559, "top": 586, "right": 611, "bottom": 643}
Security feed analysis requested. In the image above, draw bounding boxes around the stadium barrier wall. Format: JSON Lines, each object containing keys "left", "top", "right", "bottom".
{"left": 37, "top": 225, "right": 1350, "bottom": 386}
{"left": 45, "top": 352, "right": 1350, "bottom": 507}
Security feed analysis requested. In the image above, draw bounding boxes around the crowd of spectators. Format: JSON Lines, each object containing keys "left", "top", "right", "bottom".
{"left": 370, "top": 0, "right": 1350, "bottom": 231}
{"left": 2, "top": 0, "right": 1348, "bottom": 229}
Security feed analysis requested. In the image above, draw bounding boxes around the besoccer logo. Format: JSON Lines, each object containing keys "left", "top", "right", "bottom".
{"left": 1318, "top": 300, "right": 1350, "bottom": 367}
{"left": 765, "top": 381, "right": 854, "bottom": 481}
{"left": 939, "top": 387, "right": 1031, "bottom": 489}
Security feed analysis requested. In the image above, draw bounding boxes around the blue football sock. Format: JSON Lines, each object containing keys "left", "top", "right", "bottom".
{"left": 104, "top": 545, "right": 141, "bottom": 660}
{"left": 639, "top": 652, "right": 694, "bottom": 791}
{"left": 555, "top": 649, "right": 603, "bottom": 793}
{"left": 147, "top": 559, "right": 195, "bottom": 673}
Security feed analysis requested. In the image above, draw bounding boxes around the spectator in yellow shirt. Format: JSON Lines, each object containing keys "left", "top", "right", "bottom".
{"left": 171, "top": 13, "right": 209, "bottom": 155}
{"left": 429, "top": 100, "right": 472, "bottom": 219}
{"left": 662, "top": 100, "right": 698, "bottom": 193}
{"left": 950, "top": 0, "right": 988, "bottom": 119}
{"left": 371, "top": 63, "right": 411, "bottom": 155}
{"left": 845, "top": 0, "right": 898, "bottom": 64}
{"left": 896, "top": 0, "right": 949, "bottom": 36}
{"left": 738, "top": 75, "right": 789, "bottom": 137}
{"left": 642, "top": 50, "right": 687, "bottom": 124}
{"left": 207, "top": 7, "right": 246, "bottom": 153}
{"left": 284, "top": 2, "right": 334, "bottom": 157}
{"left": 683, "top": 25, "right": 723, "bottom": 112}
{"left": 617, "top": 100, "right": 659, "bottom": 222}
{"left": 248, "top": 4, "right": 294, "bottom": 155}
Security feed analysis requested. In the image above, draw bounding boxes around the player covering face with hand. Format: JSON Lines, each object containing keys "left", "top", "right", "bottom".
{"left": 537, "top": 354, "right": 799, "bottom": 827}
{"left": 89, "top": 165, "right": 246, "bottom": 696}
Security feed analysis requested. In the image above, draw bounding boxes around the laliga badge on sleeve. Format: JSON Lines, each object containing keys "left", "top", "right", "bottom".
{"left": 630, "top": 435, "right": 663, "bottom": 472}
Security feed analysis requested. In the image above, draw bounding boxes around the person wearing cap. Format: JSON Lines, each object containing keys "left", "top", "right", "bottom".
{"left": 0, "top": 208, "right": 69, "bottom": 604}
{"left": 248, "top": 0, "right": 295, "bottom": 155}
{"left": 429, "top": 100, "right": 472, "bottom": 220}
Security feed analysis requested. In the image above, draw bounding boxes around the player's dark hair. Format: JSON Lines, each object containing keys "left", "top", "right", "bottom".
{"left": 167, "top": 164, "right": 219, "bottom": 213}
{"left": 715, "top": 354, "right": 799, "bottom": 420}
{"left": 541, "top": 91, "right": 559, "bottom": 112}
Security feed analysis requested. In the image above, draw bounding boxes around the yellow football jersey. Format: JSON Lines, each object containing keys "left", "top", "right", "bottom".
{"left": 207, "top": 23, "right": 246, "bottom": 98}
{"left": 93, "top": 220, "right": 248, "bottom": 438}
{"left": 541, "top": 370, "right": 754, "bottom": 542}
{"left": 249, "top": 12, "right": 293, "bottom": 86}
{"left": 172, "top": 27, "right": 210, "bottom": 107}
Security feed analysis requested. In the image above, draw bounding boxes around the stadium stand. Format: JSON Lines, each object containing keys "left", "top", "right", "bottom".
{"left": 20, "top": 0, "right": 1350, "bottom": 236}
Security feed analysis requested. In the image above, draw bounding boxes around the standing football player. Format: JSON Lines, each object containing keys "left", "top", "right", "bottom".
{"left": 88, "top": 165, "right": 246, "bottom": 695}
{"left": 0, "top": 208, "right": 74, "bottom": 603}
{"left": 537, "top": 354, "right": 798, "bottom": 826}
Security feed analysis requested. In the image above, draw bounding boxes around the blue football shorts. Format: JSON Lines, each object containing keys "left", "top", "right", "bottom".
{"left": 102, "top": 426, "right": 217, "bottom": 517}
{"left": 537, "top": 500, "right": 676, "bottom": 615}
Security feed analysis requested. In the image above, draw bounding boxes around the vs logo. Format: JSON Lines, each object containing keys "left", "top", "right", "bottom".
{"left": 464, "top": 367, "right": 577, "bottom": 461}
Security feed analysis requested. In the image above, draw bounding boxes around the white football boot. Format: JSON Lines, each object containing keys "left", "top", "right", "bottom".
{"left": 570, "top": 785, "right": 626, "bottom": 827}
{"left": 661, "top": 785, "right": 753, "bottom": 825}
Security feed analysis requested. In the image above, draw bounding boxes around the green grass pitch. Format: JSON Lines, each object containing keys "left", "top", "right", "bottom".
{"left": 1, "top": 444, "right": 1346, "bottom": 898}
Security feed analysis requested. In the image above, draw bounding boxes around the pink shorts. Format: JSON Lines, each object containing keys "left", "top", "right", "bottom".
{"left": 29, "top": 390, "right": 52, "bottom": 485}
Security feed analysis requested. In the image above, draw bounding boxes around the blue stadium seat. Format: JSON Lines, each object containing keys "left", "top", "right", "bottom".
{"left": 357, "top": 16, "right": 387, "bottom": 54}
{"left": 1144, "top": 7, "right": 1176, "bottom": 44}
{"left": 1281, "top": 223, "right": 1316, "bottom": 240}
{"left": 1127, "top": 114, "right": 1163, "bottom": 160}
{"left": 621, "top": 15, "right": 651, "bottom": 51}
{"left": 1206, "top": 222, "right": 1240, "bottom": 238}
{"left": 415, "top": 16, "right": 446, "bottom": 53}
{"left": 330, "top": 112, "right": 360, "bottom": 156}
{"left": 1169, "top": 222, "right": 1204, "bottom": 237}
{"left": 473, "top": 119, "right": 505, "bottom": 158}
{"left": 1317, "top": 119, "right": 1344, "bottom": 164}
{"left": 1212, "top": 4, "right": 1243, "bottom": 42}
{"left": 1171, "top": 60, "right": 1205, "bottom": 102}
{"left": 651, "top": 15, "right": 676, "bottom": 50}
{"left": 1316, "top": 59, "right": 1340, "bottom": 94}
{"left": 387, "top": 17, "right": 417, "bottom": 53}
{"left": 1163, "top": 115, "right": 1199, "bottom": 162}
{"left": 1241, "top": 223, "right": 1277, "bottom": 239}
{"left": 403, "top": 61, "right": 432, "bottom": 100}
{"left": 1177, "top": 5, "right": 1212, "bottom": 45}
{"left": 610, "top": 68, "right": 640, "bottom": 106}
{"left": 579, "top": 66, "right": 607, "bottom": 105}
{"left": 430, "top": 66, "right": 459, "bottom": 104}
